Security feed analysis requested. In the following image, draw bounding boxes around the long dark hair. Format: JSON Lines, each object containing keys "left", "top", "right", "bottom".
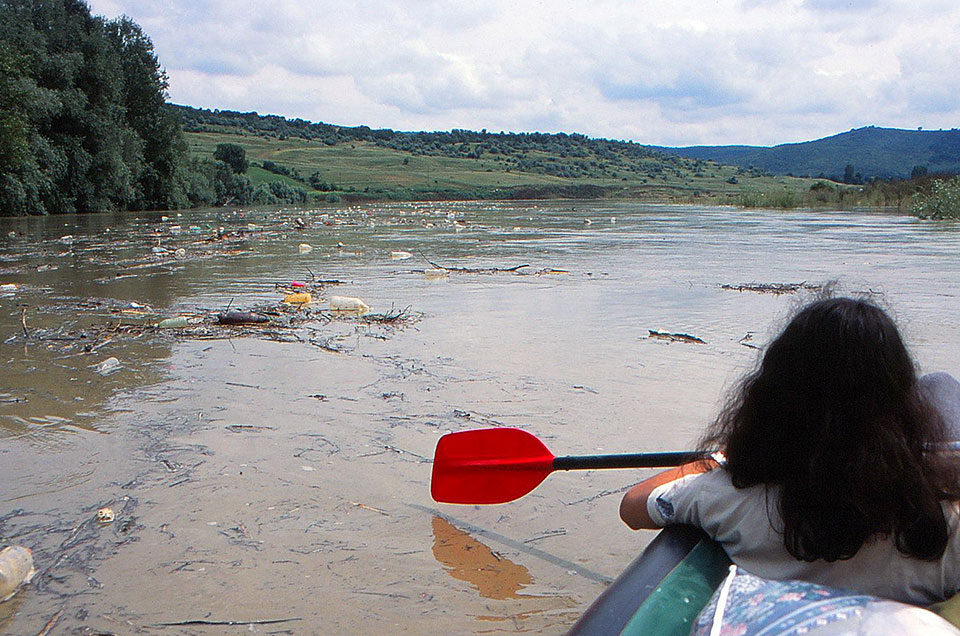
{"left": 701, "top": 297, "right": 960, "bottom": 562}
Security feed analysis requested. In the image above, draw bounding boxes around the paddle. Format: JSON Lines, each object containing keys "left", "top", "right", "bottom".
{"left": 431, "top": 427, "right": 708, "bottom": 504}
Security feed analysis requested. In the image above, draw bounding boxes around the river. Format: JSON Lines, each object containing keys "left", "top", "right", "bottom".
{"left": 1, "top": 201, "right": 959, "bottom": 634}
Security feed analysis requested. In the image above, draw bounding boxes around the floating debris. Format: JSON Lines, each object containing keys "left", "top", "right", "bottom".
{"left": 330, "top": 295, "right": 370, "bottom": 313}
{"left": 739, "top": 333, "right": 762, "bottom": 350}
{"left": 282, "top": 292, "right": 312, "bottom": 305}
{"left": 217, "top": 310, "right": 269, "bottom": 325}
{"left": 720, "top": 282, "right": 823, "bottom": 295}
{"left": 390, "top": 251, "right": 413, "bottom": 260}
{"left": 92, "top": 357, "right": 122, "bottom": 375}
{"left": 0, "top": 546, "right": 35, "bottom": 602}
{"left": 648, "top": 330, "right": 706, "bottom": 344}
{"left": 298, "top": 243, "right": 313, "bottom": 254}
{"left": 96, "top": 507, "right": 115, "bottom": 524}
{"left": 158, "top": 317, "right": 190, "bottom": 329}
{"left": 424, "top": 269, "right": 449, "bottom": 280}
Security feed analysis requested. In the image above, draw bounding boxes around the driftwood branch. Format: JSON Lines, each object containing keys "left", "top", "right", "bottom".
{"left": 648, "top": 330, "right": 706, "bottom": 344}
{"left": 418, "top": 250, "right": 528, "bottom": 273}
{"left": 152, "top": 617, "right": 302, "bottom": 627}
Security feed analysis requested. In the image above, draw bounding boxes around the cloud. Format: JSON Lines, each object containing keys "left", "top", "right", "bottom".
{"left": 84, "top": 0, "right": 960, "bottom": 146}
{"left": 802, "top": 0, "right": 880, "bottom": 11}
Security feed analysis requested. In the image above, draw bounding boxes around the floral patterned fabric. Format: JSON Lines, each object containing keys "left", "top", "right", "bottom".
{"left": 690, "top": 568, "right": 960, "bottom": 636}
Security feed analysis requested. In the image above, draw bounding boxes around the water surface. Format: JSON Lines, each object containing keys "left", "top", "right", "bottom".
{"left": 1, "top": 201, "right": 959, "bottom": 634}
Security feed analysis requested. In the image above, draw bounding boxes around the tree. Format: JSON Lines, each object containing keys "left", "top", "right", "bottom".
{"left": 213, "top": 143, "right": 248, "bottom": 174}
{"left": 843, "top": 164, "right": 856, "bottom": 184}
{"left": 0, "top": 0, "right": 195, "bottom": 215}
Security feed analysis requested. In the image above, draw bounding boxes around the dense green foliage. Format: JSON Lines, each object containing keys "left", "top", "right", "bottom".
{"left": 213, "top": 142, "right": 248, "bottom": 174}
{"left": 0, "top": 0, "right": 310, "bottom": 215}
{"left": 0, "top": 0, "right": 191, "bottom": 214}
{"left": 665, "top": 127, "right": 960, "bottom": 181}
{"left": 914, "top": 176, "right": 960, "bottom": 219}
{"left": 176, "top": 105, "right": 698, "bottom": 183}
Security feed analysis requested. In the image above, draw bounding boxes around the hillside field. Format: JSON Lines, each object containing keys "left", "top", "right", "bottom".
{"left": 184, "top": 128, "right": 834, "bottom": 206}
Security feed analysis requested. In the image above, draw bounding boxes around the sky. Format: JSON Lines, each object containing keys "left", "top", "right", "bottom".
{"left": 86, "top": 0, "right": 960, "bottom": 147}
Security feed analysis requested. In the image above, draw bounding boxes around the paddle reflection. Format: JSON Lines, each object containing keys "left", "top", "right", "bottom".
{"left": 431, "top": 516, "right": 533, "bottom": 600}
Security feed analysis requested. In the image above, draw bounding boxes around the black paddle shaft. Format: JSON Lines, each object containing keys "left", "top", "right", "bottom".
{"left": 553, "top": 451, "right": 708, "bottom": 471}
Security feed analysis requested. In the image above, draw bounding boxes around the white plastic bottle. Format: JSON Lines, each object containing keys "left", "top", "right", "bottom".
{"left": 0, "top": 546, "right": 35, "bottom": 602}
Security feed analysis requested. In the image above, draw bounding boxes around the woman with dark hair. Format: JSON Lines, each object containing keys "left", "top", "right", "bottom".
{"left": 620, "top": 297, "right": 960, "bottom": 604}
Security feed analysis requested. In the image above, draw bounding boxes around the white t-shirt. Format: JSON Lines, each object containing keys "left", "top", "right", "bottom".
{"left": 647, "top": 468, "right": 960, "bottom": 605}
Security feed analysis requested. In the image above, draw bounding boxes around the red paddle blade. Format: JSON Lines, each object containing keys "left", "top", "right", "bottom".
{"left": 431, "top": 428, "right": 556, "bottom": 504}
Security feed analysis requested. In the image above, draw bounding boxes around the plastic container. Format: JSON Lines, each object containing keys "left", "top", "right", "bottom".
{"left": 424, "top": 268, "right": 449, "bottom": 280}
{"left": 158, "top": 316, "right": 189, "bottom": 329}
{"left": 0, "top": 546, "right": 35, "bottom": 602}
{"left": 329, "top": 295, "right": 370, "bottom": 313}
{"left": 283, "top": 292, "right": 312, "bottom": 305}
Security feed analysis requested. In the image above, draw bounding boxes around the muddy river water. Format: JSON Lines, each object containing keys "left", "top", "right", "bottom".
{"left": 1, "top": 201, "right": 960, "bottom": 635}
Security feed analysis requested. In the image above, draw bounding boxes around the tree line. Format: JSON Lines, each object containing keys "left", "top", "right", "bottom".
{"left": 0, "top": 0, "right": 305, "bottom": 216}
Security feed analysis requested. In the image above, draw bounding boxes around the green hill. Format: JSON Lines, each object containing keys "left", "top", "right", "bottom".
{"left": 175, "top": 104, "right": 821, "bottom": 204}
{"left": 661, "top": 127, "right": 960, "bottom": 181}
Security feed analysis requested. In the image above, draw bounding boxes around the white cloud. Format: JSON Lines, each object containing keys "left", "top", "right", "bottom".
{"left": 85, "top": 0, "right": 960, "bottom": 146}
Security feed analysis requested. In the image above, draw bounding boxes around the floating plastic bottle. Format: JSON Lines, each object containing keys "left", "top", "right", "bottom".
{"left": 329, "top": 295, "right": 370, "bottom": 313}
{"left": 0, "top": 546, "right": 35, "bottom": 602}
{"left": 424, "top": 269, "right": 449, "bottom": 280}
{"left": 283, "top": 292, "right": 312, "bottom": 305}
{"left": 157, "top": 316, "right": 189, "bottom": 329}
{"left": 390, "top": 251, "right": 413, "bottom": 260}
{"left": 298, "top": 243, "right": 313, "bottom": 254}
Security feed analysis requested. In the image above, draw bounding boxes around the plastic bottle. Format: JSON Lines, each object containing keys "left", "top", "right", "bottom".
{"left": 0, "top": 546, "right": 35, "bottom": 602}
{"left": 158, "top": 316, "right": 189, "bottom": 329}
{"left": 283, "top": 292, "right": 312, "bottom": 305}
{"left": 329, "top": 295, "right": 370, "bottom": 313}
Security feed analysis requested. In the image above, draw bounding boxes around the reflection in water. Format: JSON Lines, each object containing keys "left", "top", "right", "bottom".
{"left": 431, "top": 515, "right": 583, "bottom": 630}
{"left": 432, "top": 515, "right": 532, "bottom": 600}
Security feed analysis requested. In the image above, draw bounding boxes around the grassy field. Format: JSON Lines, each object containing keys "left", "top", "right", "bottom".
{"left": 185, "top": 128, "right": 842, "bottom": 205}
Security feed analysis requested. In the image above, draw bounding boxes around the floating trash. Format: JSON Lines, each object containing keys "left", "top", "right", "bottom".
{"left": 424, "top": 269, "right": 449, "bottom": 280}
{"left": 218, "top": 310, "right": 269, "bottom": 325}
{"left": 158, "top": 317, "right": 190, "bottom": 329}
{"left": 92, "top": 357, "right": 122, "bottom": 375}
{"left": 390, "top": 251, "right": 413, "bottom": 260}
{"left": 283, "top": 292, "right": 312, "bottom": 305}
{"left": 329, "top": 295, "right": 370, "bottom": 313}
{"left": 0, "top": 546, "right": 35, "bottom": 602}
{"left": 298, "top": 243, "right": 313, "bottom": 254}
{"left": 96, "top": 507, "right": 115, "bottom": 524}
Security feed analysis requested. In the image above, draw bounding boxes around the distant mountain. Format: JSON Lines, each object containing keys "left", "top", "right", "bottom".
{"left": 659, "top": 127, "right": 960, "bottom": 181}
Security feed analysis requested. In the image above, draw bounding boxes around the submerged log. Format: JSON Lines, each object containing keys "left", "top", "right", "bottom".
{"left": 217, "top": 310, "right": 270, "bottom": 325}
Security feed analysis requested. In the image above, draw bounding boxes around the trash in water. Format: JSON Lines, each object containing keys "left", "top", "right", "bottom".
{"left": 174, "top": 248, "right": 187, "bottom": 259}
{"left": 298, "top": 243, "right": 313, "bottom": 254}
{"left": 0, "top": 546, "right": 36, "bottom": 603}
{"left": 96, "top": 507, "right": 115, "bottom": 524}
{"left": 648, "top": 330, "right": 706, "bottom": 344}
{"left": 424, "top": 269, "right": 449, "bottom": 280}
{"left": 92, "top": 357, "right": 122, "bottom": 375}
{"left": 283, "top": 292, "right": 312, "bottom": 305}
{"left": 390, "top": 251, "right": 413, "bottom": 260}
{"left": 158, "top": 317, "right": 190, "bottom": 329}
{"left": 290, "top": 281, "right": 307, "bottom": 288}
{"left": 329, "top": 295, "right": 370, "bottom": 313}
{"left": 217, "top": 310, "right": 269, "bottom": 325}
{"left": 0, "top": 283, "right": 18, "bottom": 294}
